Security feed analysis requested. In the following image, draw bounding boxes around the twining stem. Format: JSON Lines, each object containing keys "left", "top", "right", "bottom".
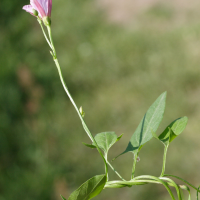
{"left": 45, "top": 25, "right": 109, "bottom": 176}
{"left": 133, "top": 175, "right": 176, "bottom": 200}
{"left": 131, "top": 151, "right": 139, "bottom": 179}
{"left": 160, "top": 144, "right": 169, "bottom": 177}
{"left": 164, "top": 174, "right": 200, "bottom": 193}
{"left": 160, "top": 177, "right": 182, "bottom": 200}
{"left": 106, "top": 178, "right": 191, "bottom": 192}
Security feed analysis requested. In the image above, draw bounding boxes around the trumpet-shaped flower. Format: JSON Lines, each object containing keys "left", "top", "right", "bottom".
{"left": 23, "top": 0, "right": 52, "bottom": 19}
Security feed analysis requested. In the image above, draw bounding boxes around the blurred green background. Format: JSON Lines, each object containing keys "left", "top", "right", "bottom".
{"left": 1, "top": 0, "right": 200, "bottom": 199}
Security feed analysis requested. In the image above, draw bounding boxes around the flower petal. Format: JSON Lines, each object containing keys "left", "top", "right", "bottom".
{"left": 30, "top": 0, "right": 46, "bottom": 18}
{"left": 37, "top": 0, "right": 46, "bottom": 14}
{"left": 22, "top": 5, "right": 35, "bottom": 15}
{"left": 47, "top": 0, "right": 52, "bottom": 17}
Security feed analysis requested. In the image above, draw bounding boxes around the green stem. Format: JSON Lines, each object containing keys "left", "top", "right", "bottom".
{"left": 160, "top": 177, "right": 182, "bottom": 200}
{"left": 164, "top": 174, "right": 200, "bottom": 193}
{"left": 37, "top": 18, "right": 52, "bottom": 49}
{"left": 105, "top": 154, "right": 109, "bottom": 181}
{"left": 131, "top": 151, "right": 138, "bottom": 179}
{"left": 134, "top": 175, "right": 176, "bottom": 200}
{"left": 197, "top": 185, "right": 200, "bottom": 200}
{"left": 160, "top": 144, "right": 169, "bottom": 177}
{"left": 107, "top": 160, "right": 125, "bottom": 181}
{"left": 46, "top": 25, "right": 56, "bottom": 57}
{"left": 105, "top": 178, "right": 190, "bottom": 192}
{"left": 45, "top": 25, "right": 108, "bottom": 176}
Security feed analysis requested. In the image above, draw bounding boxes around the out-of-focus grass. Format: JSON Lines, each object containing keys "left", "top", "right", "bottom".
{"left": 1, "top": 0, "right": 200, "bottom": 199}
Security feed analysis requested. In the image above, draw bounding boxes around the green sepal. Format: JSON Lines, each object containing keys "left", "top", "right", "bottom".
{"left": 67, "top": 175, "right": 106, "bottom": 200}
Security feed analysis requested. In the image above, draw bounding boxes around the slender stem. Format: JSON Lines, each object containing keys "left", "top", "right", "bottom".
{"left": 197, "top": 185, "right": 200, "bottom": 200}
{"left": 46, "top": 25, "right": 56, "bottom": 57}
{"left": 160, "top": 144, "right": 169, "bottom": 177}
{"left": 54, "top": 57, "right": 108, "bottom": 174}
{"left": 160, "top": 177, "right": 182, "bottom": 200}
{"left": 45, "top": 25, "right": 108, "bottom": 176}
{"left": 131, "top": 151, "right": 138, "bottom": 179}
{"left": 105, "top": 154, "right": 109, "bottom": 181}
{"left": 106, "top": 178, "right": 190, "bottom": 192}
{"left": 187, "top": 187, "right": 191, "bottom": 200}
{"left": 134, "top": 175, "right": 176, "bottom": 200}
{"left": 37, "top": 18, "right": 52, "bottom": 49}
{"left": 164, "top": 174, "right": 200, "bottom": 193}
{"left": 107, "top": 160, "right": 125, "bottom": 181}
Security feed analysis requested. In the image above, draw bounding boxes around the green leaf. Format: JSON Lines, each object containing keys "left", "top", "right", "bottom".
{"left": 68, "top": 175, "right": 106, "bottom": 200}
{"left": 83, "top": 132, "right": 123, "bottom": 155}
{"left": 82, "top": 142, "right": 96, "bottom": 149}
{"left": 116, "top": 92, "right": 166, "bottom": 157}
{"left": 61, "top": 195, "right": 67, "bottom": 200}
{"left": 158, "top": 116, "right": 188, "bottom": 145}
{"left": 116, "top": 133, "right": 124, "bottom": 141}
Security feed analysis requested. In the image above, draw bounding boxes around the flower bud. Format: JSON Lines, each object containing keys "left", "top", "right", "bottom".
{"left": 79, "top": 106, "right": 85, "bottom": 118}
{"left": 32, "top": 9, "right": 38, "bottom": 17}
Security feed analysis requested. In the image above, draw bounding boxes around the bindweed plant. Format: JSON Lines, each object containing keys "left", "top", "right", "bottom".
{"left": 23, "top": 0, "right": 200, "bottom": 199}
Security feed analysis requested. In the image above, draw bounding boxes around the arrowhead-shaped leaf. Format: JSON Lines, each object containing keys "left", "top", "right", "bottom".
{"left": 158, "top": 116, "right": 188, "bottom": 145}
{"left": 83, "top": 132, "right": 123, "bottom": 155}
{"left": 68, "top": 175, "right": 106, "bottom": 200}
{"left": 116, "top": 92, "right": 167, "bottom": 157}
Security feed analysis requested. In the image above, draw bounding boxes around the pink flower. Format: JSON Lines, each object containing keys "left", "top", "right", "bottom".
{"left": 23, "top": 0, "right": 52, "bottom": 19}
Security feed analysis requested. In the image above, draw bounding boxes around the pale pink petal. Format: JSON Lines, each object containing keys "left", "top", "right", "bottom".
{"left": 47, "top": 0, "right": 52, "bottom": 17}
{"left": 37, "top": 0, "right": 48, "bottom": 15}
{"left": 23, "top": 0, "right": 52, "bottom": 18}
{"left": 22, "top": 5, "right": 35, "bottom": 16}
{"left": 30, "top": 0, "right": 46, "bottom": 18}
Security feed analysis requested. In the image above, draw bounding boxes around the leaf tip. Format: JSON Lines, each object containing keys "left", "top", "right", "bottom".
{"left": 60, "top": 195, "right": 67, "bottom": 200}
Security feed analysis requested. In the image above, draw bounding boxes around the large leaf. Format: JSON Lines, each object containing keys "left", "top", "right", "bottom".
{"left": 158, "top": 116, "right": 188, "bottom": 145}
{"left": 83, "top": 132, "right": 123, "bottom": 155}
{"left": 68, "top": 175, "right": 106, "bottom": 200}
{"left": 118, "top": 92, "right": 167, "bottom": 156}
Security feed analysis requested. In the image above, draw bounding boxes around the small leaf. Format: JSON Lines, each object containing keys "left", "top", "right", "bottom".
{"left": 61, "top": 195, "right": 67, "bottom": 200}
{"left": 82, "top": 142, "right": 96, "bottom": 149}
{"left": 116, "top": 92, "right": 166, "bottom": 157}
{"left": 92, "top": 132, "right": 121, "bottom": 154}
{"left": 116, "top": 134, "right": 124, "bottom": 142}
{"left": 158, "top": 116, "right": 188, "bottom": 145}
{"left": 83, "top": 132, "right": 123, "bottom": 155}
{"left": 68, "top": 175, "right": 106, "bottom": 200}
